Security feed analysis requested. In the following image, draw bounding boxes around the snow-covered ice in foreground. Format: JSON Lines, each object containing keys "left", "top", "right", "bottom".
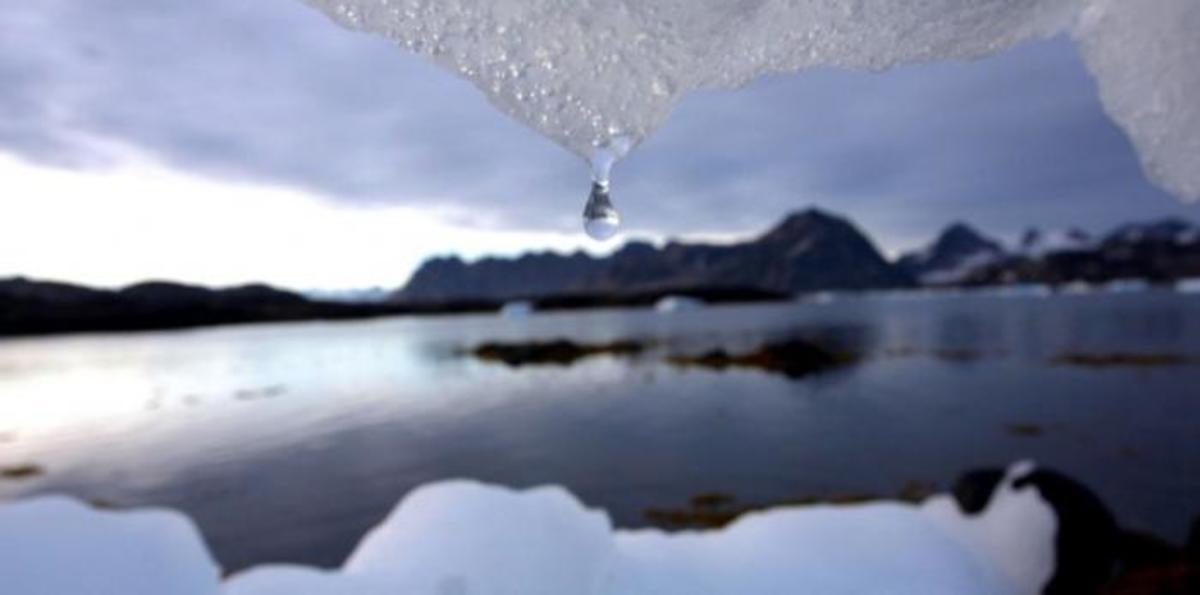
{"left": 303, "top": 0, "right": 1199, "bottom": 201}
{"left": 0, "top": 496, "right": 220, "bottom": 595}
{"left": 1, "top": 462, "right": 1058, "bottom": 595}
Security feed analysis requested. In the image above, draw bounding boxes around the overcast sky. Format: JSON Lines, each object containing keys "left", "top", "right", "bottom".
{"left": 1, "top": 0, "right": 1196, "bottom": 290}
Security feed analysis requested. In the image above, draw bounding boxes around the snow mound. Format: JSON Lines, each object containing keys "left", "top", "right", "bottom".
{"left": 0, "top": 496, "right": 220, "bottom": 595}
{"left": 1, "top": 463, "right": 1058, "bottom": 595}
{"left": 303, "top": 0, "right": 1199, "bottom": 200}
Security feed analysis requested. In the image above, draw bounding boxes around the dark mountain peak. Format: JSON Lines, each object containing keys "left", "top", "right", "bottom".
{"left": 217, "top": 284, "right": 308, "bottom": 305}
{"left": 119, "top": 281, "right": 213, "bottom": 305}
{"left": 430, "top": 254, "right": 466, "bottom": 265}
{"left": 1020, "top": 227, "right": 1040, "bottom": 249}
{"left": 934, "top": 222, "right": 1004, "bottom": 256}
{"left": 756, "top": 208, "right": 859, "bottom": 249}
{"left": 763, "top": 207, "right": 840, "bottom": 231}
{"left": 897, "top": 222, "right": 1005, "bottom": 283}
{"left": 399, "top": 207, "right": 911, "bottom": 300}
{"left": 0, "top": 276, "right": 107, "bottom": 303}
{"left": 614, "top": 240, "right": 658, "bottom": 259}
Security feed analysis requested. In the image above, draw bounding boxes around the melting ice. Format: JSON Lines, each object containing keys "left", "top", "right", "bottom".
{"left": 303, "top": 0, "right": 1200, "bottom": 208}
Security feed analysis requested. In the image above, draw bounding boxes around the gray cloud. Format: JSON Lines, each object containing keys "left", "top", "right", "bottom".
{"left": 1, "top": 0, "right": 1196, "bottom": 253}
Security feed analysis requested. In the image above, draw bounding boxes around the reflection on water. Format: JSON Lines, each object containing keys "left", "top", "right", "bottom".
{"left": 1, "top": 291, "right": 1199, "bottom": 571}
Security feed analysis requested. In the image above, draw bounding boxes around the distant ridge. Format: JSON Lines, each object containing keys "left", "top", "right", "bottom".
{"left": 896, "top": 222, "right": 1006, "bottom": 285}
{"left": 400, "top": 208, "right": 913, "bottom": 302}
{"left": 0, "top": 278, "right": 413, "bottom": 337}
{"left": 5, "top": 213, "right": 1200, "bottom": 337}
{"left": 897, "top": 218, "right": 1200, "bottom": 286}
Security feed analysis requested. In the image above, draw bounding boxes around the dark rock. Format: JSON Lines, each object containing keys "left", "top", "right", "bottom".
{"left": 1014, "top": 468, "right": 1120, "bottom": 595}
{"left": 953, "top": 465, "right": 1120, "bottom": 595}
{"left": 1, "top": 463, "right": 44, "bottom": 480}
{"left": 667, "top": 338, "right": 852, "bottom": 379}
{"left": 470, "top": 339, "right": 645, "bottom": 367}
{"left": 951, "top": 468, "right": 1006, "bottom": 514}
{"left": 1050, "top": 353, "right": 1192, "bottom": 368}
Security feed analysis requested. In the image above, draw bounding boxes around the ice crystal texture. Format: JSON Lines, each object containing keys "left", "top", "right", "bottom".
{"left": 303, "top": 0, "right": 1198, "bottom": 201}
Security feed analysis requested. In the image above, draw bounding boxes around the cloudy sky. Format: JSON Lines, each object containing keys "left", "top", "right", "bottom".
{"left": 1, "top": 0, "right": 1196, "bottom": 290}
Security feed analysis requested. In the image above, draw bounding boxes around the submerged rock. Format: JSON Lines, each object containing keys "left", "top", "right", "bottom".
{"left": 1, "top": 463, "right": 43, "bottom": 480}
{"left": 470, "top": 339, "right": 646, "bottom": 367}
{"left": 1050, "top": 353, "right": 1192, "bottom": 368}
{"left": 668, "top": 338, "right": 853, "bottom": 379}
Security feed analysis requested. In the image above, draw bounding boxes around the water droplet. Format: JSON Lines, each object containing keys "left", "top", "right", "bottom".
{"left": 583, "top": 181, "right": 620, "bottom": 241}
{"left": 581, "top": 135, "right": 634, "bottom": 240}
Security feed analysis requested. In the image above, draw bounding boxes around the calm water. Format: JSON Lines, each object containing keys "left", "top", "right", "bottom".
{"left": 1, "top": 290, "right": 1198, "bottom": 571}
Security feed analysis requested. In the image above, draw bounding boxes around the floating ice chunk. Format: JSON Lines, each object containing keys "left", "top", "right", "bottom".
{"left": 1177, "top": 278, "right": 1200, "bottom": 293}
{"left": 304, "top": 0, "right": 1198, "bottom": 201}
{"left": 654, "top": 295, "right": 703, "bottom": 313}
{"left": 0, "top": 495, "right": 220, "bottom": 595}
{"left": 498, "top": 300, "right": 534, "bottom": 318}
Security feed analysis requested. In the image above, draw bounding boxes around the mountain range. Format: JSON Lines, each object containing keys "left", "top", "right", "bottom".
{"left": 399, "top": 209, "right": 1200, "bottom": 301}
{"left": 5, "top": 208, "right": 1199, "bottom": 336}
{"left": 401, "top": 209, "right": 910, "bottom": 302}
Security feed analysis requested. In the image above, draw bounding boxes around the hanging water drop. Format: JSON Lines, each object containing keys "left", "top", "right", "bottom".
{"left": 581, "top": 134, "right": 632, "bottom": 241}
{"left": 582, "top": 181, "right": 620, "bottom": 241}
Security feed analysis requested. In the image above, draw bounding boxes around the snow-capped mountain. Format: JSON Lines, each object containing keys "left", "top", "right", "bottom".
{"left": 1018, "top": 228, "right": 1094, "bottom": 257}
{"left": 1102, "top": 218, "right": 1199, "bottom": 247}
{"left": 896, "top": 223, "right": 1006, "bottom": 285}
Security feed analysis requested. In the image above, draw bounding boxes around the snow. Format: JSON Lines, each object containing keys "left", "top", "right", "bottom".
{"left": 921, "top": 250, "right": 1005, "bottom": 285}
{"left": 1020, "top": 229, "right": 1094, "bottom": 257}
{"left": 922, "top": 461, "right": 1057, "bottom": 595}
{"left": 303, "top": 0, "right": 1200, "bottom": 201}
{"left": 0, "top": 496, "right": 220, "bottom": 595}
{"left": 1, "top": 464, "right": 1060, "bottom": 595}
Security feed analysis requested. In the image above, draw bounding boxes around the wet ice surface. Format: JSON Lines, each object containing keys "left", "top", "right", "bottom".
{"left": 2, "top": 464, "right": 1053, "bottom": 595}
{"left": 0, "top": 291, "right": 1199, "bottom": 572}
{"left": 305, "top": 0, "right": 1198, "bottom": 199}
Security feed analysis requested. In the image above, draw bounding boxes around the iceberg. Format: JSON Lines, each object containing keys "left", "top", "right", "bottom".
{"left": 303, "top": 0, "right": 1199, "bottom": 201}
{"left": 654, "top": 295, "right": 704, "bottom": 313}
{"left": 498, "top": 300, "right": 534, "bottom": 318}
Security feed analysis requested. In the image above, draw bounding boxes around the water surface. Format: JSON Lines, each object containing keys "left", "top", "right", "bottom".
{"left": 1, "top": 290, "right": 1198, "bottom": 570}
